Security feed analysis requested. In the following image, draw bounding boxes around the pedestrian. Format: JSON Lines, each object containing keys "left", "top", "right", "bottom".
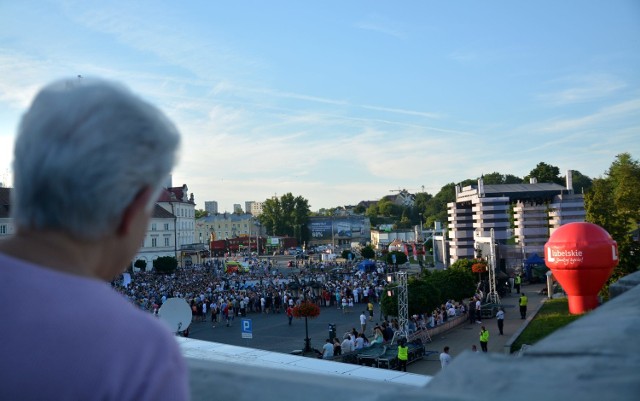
{"left": 475, "top": 297, "right": 482, "bottom": 324}
{"left": 397, "top": 339, "right": 409, "bottom": 372}
{"left": 515, "top": 273, "right": 522, "bottom": 294}
{"left": 0, "top": 78, "right": 188, "bottom": 400}
{"left": 496, "top": 307, "right": 505, "bottom": 335}
{"left": 468, "top": 298, "right": 476, "bottom": 324}
{"left": 286, "top": 305, "right": 294, "bottom": 325}
{"left": 479, "top": 326, "right": 489, "bottom": 352}
{"left": 519, "top": 293, "right": 528, "bottom": 319}
{"left": 360, "top": 311, "right": 367, "bottom": 334}
{"left": 439, "top": 346, "right": 452, "bottom": 369}
{"left": 367, "top": 300, "right": 374, "bottom": 321}
{"left": 471, "top": 344, "right": 478, "bottom": 352}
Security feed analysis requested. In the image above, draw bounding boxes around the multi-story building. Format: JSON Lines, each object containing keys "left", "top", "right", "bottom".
{"left": 447, "top": 173, "right": 585, "bottom": 266}
{"left": 132, "top": 205, "right": 176, "bottom": 270}
{"left": 0, "top": 187, "right": 14, "bottom": 238}
{"left": 246, "top": 201, "right": 264, "bottom": 217}
{"left": 0, "top": 184, "right": 196, "bottom": 271}
{"left": 204, "top": 201, "right": 218, "bottom": 215}
{"left": 233, "top": 204, "right": 243, "bottom": 214}
{"left": 196, "top": 213, "right": 262, "bottom": 244}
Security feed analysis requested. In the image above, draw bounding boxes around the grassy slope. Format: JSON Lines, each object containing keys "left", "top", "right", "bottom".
{"left": 511, "top": 298, "right": 583, "bottom": 353}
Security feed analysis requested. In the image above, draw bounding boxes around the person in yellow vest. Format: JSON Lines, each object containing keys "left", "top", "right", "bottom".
{"left": 367, "top": 301, "right": 374, "bottom": 321}
{"left": 519, "top": 293, "right": 528, "bottom": 319}
{"left": 479, "top": 326, "right": 489, "bottom": 352}
{"left": 397, "top": 339, "right": 409, "bottom": 372}
{"left": 515, "top": 273, "right": 522, "bottom": 294}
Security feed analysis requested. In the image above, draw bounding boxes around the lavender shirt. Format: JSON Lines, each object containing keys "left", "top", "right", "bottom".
{"left": 0, "top": 252, "right": 189, "bottom": 401}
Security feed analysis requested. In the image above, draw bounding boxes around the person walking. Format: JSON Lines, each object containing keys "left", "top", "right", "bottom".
{"left": 468, "top": 297, "right": 476, "bottom": 324}
{"left": 496, "top": 307, "right": 505, "bottom": 335}
{"left": 359, "top": 311, "right": 367, "bottom": 334}
{"left": 475, "top": 297, "right": 482, "bottom": 324}
{"left": 397, "top": 339, "right": 409, "bottom": 372}
{"left": 519, "top": 293, "right": 528, "bottom": 319}
{"left": 439, "top": 346, "right": 452, "bottom": 370}
{"left": 286, "top": 305, "right": 294, "bottom": 325}
{"left": 367, "top": 301, "right": 374, "bottom": 321}
{"left": 479, "top": 326, "right": 489, "bottom": 352}
{"left": 515, "top": 273, "right": 522, "bottom": 294}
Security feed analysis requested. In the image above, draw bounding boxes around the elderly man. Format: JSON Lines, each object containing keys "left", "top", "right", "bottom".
{"left": 0, "top": 78, "right": 188, "bottom": 401}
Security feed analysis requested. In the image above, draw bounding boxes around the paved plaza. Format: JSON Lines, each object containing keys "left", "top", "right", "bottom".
{"left": 188, "top": 279, "right": 547, "bottom": 377}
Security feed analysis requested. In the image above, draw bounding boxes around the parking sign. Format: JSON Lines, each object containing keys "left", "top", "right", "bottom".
{"left": 241, "top": 318, "right": 253, "bottom": 339}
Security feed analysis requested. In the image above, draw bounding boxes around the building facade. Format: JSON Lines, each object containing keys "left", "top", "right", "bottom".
{"left": 204, "top": 200, "right": 218, "bottom": 215}
{"left": 250, "top": 201, "right": 264, "bottom": 216}
{"left": 0, "top": 187, "right": 14, "bottom": 238}
{"left": 196, "top": 213, "right": 262, "bottom": 244}
{"left": 131, "top": 205, "right": 177, "bottom": 270}
{"left": 447, "top": 174, "right": 585, "bottom": 266}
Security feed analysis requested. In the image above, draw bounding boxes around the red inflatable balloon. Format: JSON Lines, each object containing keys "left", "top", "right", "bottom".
{"left": 544, "top": 222, "right": 618, "bottom": 314}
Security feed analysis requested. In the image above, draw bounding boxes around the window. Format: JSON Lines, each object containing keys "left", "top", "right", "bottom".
{"left": 151, "top": 223, "right": 157, "bottom": 231}
{"left": 164, "top": 223, "right": 169, "bottom": 230}
{"left": 152, "top": 238, "right": 157, "bottom": 247}
{"left": 0, "top": 225, "right": 6, "bottom": 234}
{"left": 164, "top": 237, "right": 170, "bottom": 246}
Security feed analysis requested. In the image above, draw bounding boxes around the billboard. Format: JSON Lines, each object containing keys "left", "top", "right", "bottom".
{"left": 308, "top": 217, "right": 368, "bottom": 240}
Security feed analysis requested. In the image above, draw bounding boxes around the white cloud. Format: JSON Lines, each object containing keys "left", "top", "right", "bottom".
{"left": 355, "top": 15, "right": 407, "bottom": 39}
{"left": 537, "top": 74, "right": 626, "bottom": 105}
{"left": 538, "top": 98, "right": 640, "bottom": 133}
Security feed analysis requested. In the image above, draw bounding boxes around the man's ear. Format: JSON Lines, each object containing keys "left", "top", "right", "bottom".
{"left": 116, "top": 187, "right": 153, "bottom": 236}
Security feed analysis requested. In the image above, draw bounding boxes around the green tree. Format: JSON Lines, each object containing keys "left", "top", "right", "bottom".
{"left": 381, "top": 278, "right": 441, "bottom": 317}
{"left": 341, "top": 249, "right": 355, "bottom": 260}
{"left": 426, "top": 269, "right": 476, "bottom": 302}
{"left": 386, "top": 251, "right": 408, "bottom": 266}
{"left": 259, "top": 193, "right": 311, "bottom": 241}
{"left": 360, "top": 245, "right": 375, "bottom": 259}
{"left": 153, "top": 256, "right": 178, "bottom": 274}
{"left": 524, "top": 162, "right": 563, "bottom": 184}
{"left": 353, "top": 204, "right": 367, "bottom": 214}
{"left": 585, "top": 153, "right": 640, "bottom": 283}
{"left": 449, "top": 258, "right": 475, "bottom": 271}
{"left": 394, "top": 210, "right": 412, "bottom": 229}
{"left": 134, "top": 259, "right": 147, "bottom": 271}
{"left": 377, "top": 198, "right": 396, "bottom": 217}
{"left": 482, "top": 172, "right": 523, "bottom": 185}
{"left": 607, "top": 153, "right": 640, "bottom": 223}
{"left": 422, "top": 183, "right": 457, "bottom": 228}
{"left": 195, "top": 209, "right": 208, "bottom": 219}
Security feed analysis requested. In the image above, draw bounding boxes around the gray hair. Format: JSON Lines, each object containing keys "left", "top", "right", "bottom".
{"left": 11, "top": 78, "right": 180, "bottom": 240}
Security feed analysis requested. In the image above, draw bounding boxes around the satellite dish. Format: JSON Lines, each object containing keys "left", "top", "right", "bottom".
{"left": 158, "top": 298, "right": 192, "bottom": 334}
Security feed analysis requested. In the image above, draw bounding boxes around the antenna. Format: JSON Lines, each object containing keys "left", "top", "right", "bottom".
{"left": 158, "top": 298, "right": 192, "bottom": 335}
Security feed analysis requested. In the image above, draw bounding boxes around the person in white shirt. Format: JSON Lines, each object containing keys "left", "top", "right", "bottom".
{"left": 341, "top": 334, "right": 354, "bottom": 352}
{"left": 322, "top": 338, "right": 334, "bottom": 359}
{"left": 440, "top": 346, "right": 452, "bottom": 369}
{"left": 359, "top": 311, "right": 367, "bottom": 333}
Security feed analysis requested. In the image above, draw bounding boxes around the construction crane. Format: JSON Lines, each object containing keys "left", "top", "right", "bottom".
{"left": 389, "top": 185, "right": 425, "bottom": 194}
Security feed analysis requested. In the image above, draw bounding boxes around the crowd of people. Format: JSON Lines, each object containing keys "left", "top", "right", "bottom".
{"left": 111, "top": 257, "right": 390, "bottom": 326}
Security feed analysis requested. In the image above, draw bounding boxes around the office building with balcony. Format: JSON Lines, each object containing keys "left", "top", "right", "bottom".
{"left": 447, "top": 173, "right": 585, "bottom": 266}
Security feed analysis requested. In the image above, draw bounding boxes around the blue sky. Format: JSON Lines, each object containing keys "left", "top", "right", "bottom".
{"left": 1, "top": 1, "right": 639, "bottom": 212}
